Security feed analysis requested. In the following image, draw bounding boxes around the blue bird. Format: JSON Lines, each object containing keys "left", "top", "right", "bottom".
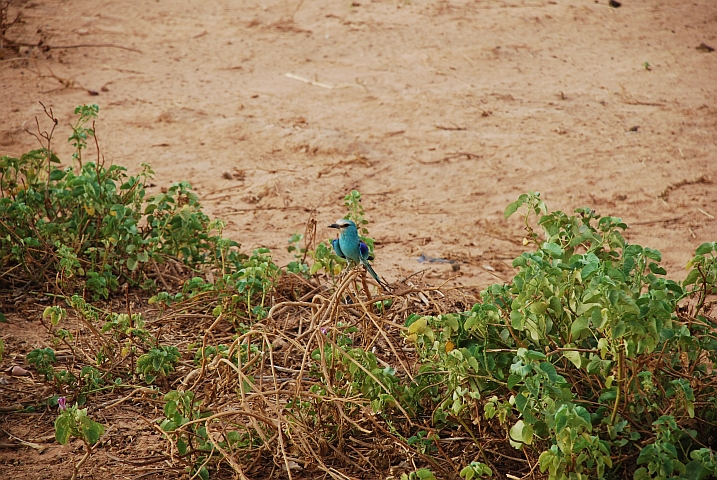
{"left": 329, "top": 218, "right": 389, "bottom": 290}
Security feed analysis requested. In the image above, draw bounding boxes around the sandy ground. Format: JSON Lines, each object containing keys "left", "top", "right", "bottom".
{"left": 1, "top": 0, "right": 716, "bottom": 477}
{"left": 2, "top": 0, "right": 716, "bottom": 287}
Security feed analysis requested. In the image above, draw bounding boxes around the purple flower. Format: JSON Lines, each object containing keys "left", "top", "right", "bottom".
{"left": 58, "top": 397, "right": 67, "bottom": 411}
{"left": 320, "top": 327, "right": 328, "bottom": 335}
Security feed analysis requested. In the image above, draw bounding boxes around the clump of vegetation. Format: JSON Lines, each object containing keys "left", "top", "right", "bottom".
{"left": 407, "top": 193, "right": 717, "bottom": 479}
{"left": 151, "top": 192, "right": 717, "bottom": 480}
{"left": 54, "top": 397, "right": 105, "bottom": 480}
{"left": 1, "top": 105, "right": 715, "bottom": 480}
{"left": 0, "top": 104, "right": 244, "bottom": 300}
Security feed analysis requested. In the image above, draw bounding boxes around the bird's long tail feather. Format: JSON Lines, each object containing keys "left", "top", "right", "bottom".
{"left": 362, "top": 260, "right": 390, "bottom": 291}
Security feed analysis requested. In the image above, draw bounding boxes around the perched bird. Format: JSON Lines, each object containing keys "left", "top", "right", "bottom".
{"left": 329, "top": 218, "right": 388, "bottom": 290}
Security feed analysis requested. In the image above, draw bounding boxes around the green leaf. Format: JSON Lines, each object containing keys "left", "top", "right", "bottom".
{"left": 623, "top": 256, "right": 635, "bottom": 275}
{"left": 581, "top": 261, "right": 599, "bottom": 280}
{"left": 695, "top": 242, "right": 715, "bottom": 256}
{"left": 575, "top": 406, "right": 592, "bottom": 429}
{"left": 624, "top": 244, "right": 643, "bottom": 258}
{"left": 510, "top": 310, "right": 525, "bottom": 330}
{"left": 54, "top": 415, "right": 71, "bottom": 444}
{"left": 49, "top": 169, "right": 66, "bottom": 180}
{"left": 507, "top": 374, "right": 522, "bottom": 390}
{"left": 599, "top": 388, "right": 617, "bottom": 402}
{"left": 126, "top": 256, "right": 138, "bottom": 271}
{"left": 648, "top": 262, "right": 667, "bottom": 275}
{"left": 160, "top": 419, "right": 176, "bottom": 432}
{"left": 197, "top": 466, "right": 209, "bottom": 480}
{"left": 467, "top": 356, "right": 481, "bottom": 372}
{"left": 598, "top": 338, "right": 609, "bottom": 358}
{"left": 586, "top": 357, "right": 602, "bottom": 374}
{"left": 607, "top": 289, "right": 620, "bottom": 306}
{"left": 549, "top": 296, "right": 563, "bottom": 316}
{"left": 484, "top": 402, "right": 496, "bottom": 419}
{"left": 539, "top": 449, "right": 555, "bottom": 473}
{"left": 637, "top": 444, "right": 656, "bottom": 465}
{"left": 509, "top": 420, "right": 534, "bottom": 445}
{"left": 612, "top": 319, "right": 627, "bottom": 338}
{"left": 524, "top": 350, "right": 546, "bottom": 360}
{"left": 555, "top": 406, "right": 569, "bottom": 432}
{"left": 512, "top": 255, "right": 528, "bottom": 267}
{"left": 460, "top": 466, "right": 475, "bottom": 480}
{"left": 504, "top": 201, "right": 520, "bottom": 219}
{"left": 562, "top": 350, "right": 581, "bottom": 368}
{"left": 665, "top": 281, "right": 683, "bottom": 295}
{"left": 644, "top": 248, "right": 662, "bottom": 261}
{"left": 542, "top": 242, "right": 563, "bottom": 258}
{"left": 529, "top": 302, "right": 548, "bottom": 315}
{"left": 514, "top": 393, "right": 529, "bottom": 413}
{"left": 177, "top": 437, "right": 188, "bottom": 455}
{"left": 577, "top": 302, "right": 601, "bottom": 316}
{"left": 633, "top": 467, "right": 650, "bottom": 480}
{"left": 443, "top": 314, "right": 460, "bottom": 330}
{"left": 683, "top": 269, "right": 700, "bottom": 287}
{"left": 81, "top": 418, "right": 105, "bottom": 444}
{"left": 593, "top": 308, "right": 609, "bottom": 330}
{"left": 416, "top": 468, "right": 437, "bottom": 480}
{"left": 407, "top": 317, "right": 428, "bottom": 335}
{"left": 538, "top": 361, "right": 562, "bottom": 383}
{"left": 571, "top": 316, "right": 589, "bottom": 338}
{"left": 309, "top": 262, "right": 322, "bottom": 275}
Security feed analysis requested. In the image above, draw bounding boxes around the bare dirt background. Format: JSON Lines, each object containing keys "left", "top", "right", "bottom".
{"left": 1, "top": 0, "right": 716, "bottom": 478}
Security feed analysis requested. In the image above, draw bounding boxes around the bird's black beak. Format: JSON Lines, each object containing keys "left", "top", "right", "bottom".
{"left": 328, "top": 223, "right": 340, "bottom": 229}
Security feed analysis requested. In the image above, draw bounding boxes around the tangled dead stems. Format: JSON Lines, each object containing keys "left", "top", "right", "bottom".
{"left": 151, "top": 268, "right": 467, "bottom": 478}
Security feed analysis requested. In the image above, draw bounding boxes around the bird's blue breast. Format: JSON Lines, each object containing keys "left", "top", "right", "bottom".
{"left": 331, "top": 238, "right": 345, "bottom": 259}
{"left": 338, "top": 228, "right": 362, "bottom": 263}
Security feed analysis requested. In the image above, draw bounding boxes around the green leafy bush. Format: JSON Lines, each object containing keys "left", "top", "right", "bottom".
{"left": 54, "top": 397, "right": 105, "bottom": 479}
{"left": 54, "top": 400, "right": 105, "bottom": 446}
{"left": 136, "top": 345, "right": 181, "bottom": 384}
{"left": 404, "top": 192, "right": 717, "bottom": 479}
{"left": 0, "top": 104, "right": 244, "bottom": 299}
{"left": 26, "top": 347, "right": 57, "bottom": 380}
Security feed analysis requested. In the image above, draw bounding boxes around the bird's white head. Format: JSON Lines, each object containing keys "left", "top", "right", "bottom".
{"left": 328, "top": 218, "right": 355, "bottom": 230}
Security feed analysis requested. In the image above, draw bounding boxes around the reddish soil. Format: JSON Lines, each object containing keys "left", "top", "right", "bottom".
{"left": 1, "top": 0, "right": 716, "bottom": 478}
